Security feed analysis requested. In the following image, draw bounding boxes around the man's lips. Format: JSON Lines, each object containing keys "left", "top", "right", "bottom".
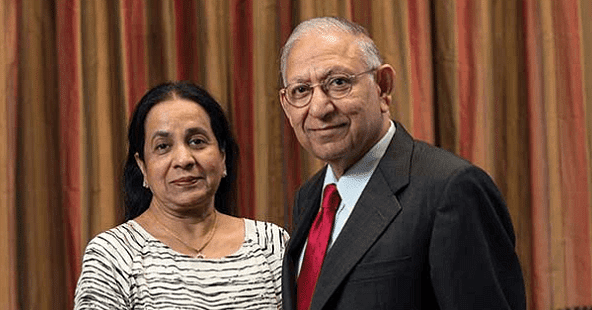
{"left": 307, "top": 122, "right": 347, "bottom": 132}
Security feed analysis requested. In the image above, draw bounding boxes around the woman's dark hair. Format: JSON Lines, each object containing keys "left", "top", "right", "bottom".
{"left": 123, "top": 81, "right": 238, "bottom": 221}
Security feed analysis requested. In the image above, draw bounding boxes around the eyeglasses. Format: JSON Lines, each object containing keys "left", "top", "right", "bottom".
{"left": 281, "top": 68, "right": 377, "bottom": 108}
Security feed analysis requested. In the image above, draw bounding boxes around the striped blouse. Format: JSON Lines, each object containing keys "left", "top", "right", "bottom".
{"left": 74, "top": 218, "right": 289, "bottom": 309}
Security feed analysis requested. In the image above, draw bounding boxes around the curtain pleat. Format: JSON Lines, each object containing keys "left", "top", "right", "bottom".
{"left": 199, "top": 1, "right": 231, "bottom": 107}
{"left": 56, "top": 0, "right": 82, "bottom": 306}
{"left": 551, "top": 1, "right": 591, "bottom": 306}
{"left": 17, "top": 0, "right": 67, "bottom": 308}
{"left": 278, "top": 0, "right": 300, "bottom": 231}
{"left": 0, "top": 1, "right": 19, "bottom": 309}
{"left": 581, "top": 2, "right": 592, "bottom": 304}
{"left": 373, "top": 0, "right": 412, "bottom": 129}
{"left": 1, "top": 0, "right": 592, "bottom": 309}
{"left": 252, "top": 0, "right": 285, "bottom": 224}
{"left": 432, "top": 0, "right": 459, "bottom": 152}
{"left": 121, "top": 0, "right": 148, "bottom": 113}
{"left": 81, "top": 0, "right": 125, "bottom": 240}
{"left": 407, "top": 0, "right": 434, "bottom": 143}
{"left": 231, "top": 0, "right": 255, "bottom": 218}
{"left": 524, "top": 0, "right": 551, "bottom": 308}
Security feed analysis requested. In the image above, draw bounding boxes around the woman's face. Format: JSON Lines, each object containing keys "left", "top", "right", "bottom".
{"left": 135, "top": 98, "right": 226, "bottom": 212}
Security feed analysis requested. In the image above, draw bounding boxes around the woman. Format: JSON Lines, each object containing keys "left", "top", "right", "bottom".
{"left": 74, "top": 82, "right": 289, "bottom": 309}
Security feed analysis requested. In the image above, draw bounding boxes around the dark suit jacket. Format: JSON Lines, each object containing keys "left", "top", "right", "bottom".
{"left": 282, "top": 123, "right": 526, "bottom": 310}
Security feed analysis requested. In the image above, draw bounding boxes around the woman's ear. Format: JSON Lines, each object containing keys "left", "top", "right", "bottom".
{"left": 221, "top": 150, "right": 227, "bottom": 177}
{"left": 134, "top": 152, "right": 147, "bottom": 179}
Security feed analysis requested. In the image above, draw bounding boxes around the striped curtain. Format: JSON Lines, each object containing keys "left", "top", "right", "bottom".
{"left": 1, "top": 0, "right": 591, "bottom": 309}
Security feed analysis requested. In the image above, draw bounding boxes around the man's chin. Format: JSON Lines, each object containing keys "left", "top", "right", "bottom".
{"left": 308, "top": 144, "right": 348, "bottom": 163}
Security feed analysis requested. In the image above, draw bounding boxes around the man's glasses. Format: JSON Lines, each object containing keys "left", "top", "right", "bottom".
{"left": 281, "top": 68, "right": 377, "bottom": 108}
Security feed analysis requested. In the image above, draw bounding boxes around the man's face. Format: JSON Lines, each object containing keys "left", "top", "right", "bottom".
{"left": 280, "top": 31, "right": 392, "bottom": 176}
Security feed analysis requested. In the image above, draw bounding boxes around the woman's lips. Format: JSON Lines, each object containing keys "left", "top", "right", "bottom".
{"left": 171, "top": 176, "right": 198, "bottom": 185}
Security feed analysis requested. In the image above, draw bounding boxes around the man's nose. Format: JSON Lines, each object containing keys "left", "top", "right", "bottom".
{"left": 308, "top": 85, "right": 335, "bottom": 118}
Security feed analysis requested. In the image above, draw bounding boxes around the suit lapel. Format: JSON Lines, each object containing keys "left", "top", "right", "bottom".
{"left": 309, "top": 123, "right": 415, "bottom": 309}
{"left": 287, "top": 170, "right": 325, "bottom": 261}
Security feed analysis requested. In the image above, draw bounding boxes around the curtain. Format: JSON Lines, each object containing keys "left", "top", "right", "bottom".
{"left": 1, "top": 0, "right": 591, "bottom": 309}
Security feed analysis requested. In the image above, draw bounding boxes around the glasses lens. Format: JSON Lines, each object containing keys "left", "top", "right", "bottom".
{"left": 283, "top": 71, "right": 363, "bottom": 107}
{"left": 326, "top": 75, "right": 353, "bottom": 99}
{"left": 287, "top": 84, "right": 311, "bottom": 107}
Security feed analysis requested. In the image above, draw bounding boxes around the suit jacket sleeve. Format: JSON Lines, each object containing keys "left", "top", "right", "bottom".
{"left": 428, "top": 165, "right": 526, "bottom": 310}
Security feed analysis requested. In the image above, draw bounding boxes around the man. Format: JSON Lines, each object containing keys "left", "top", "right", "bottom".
{"left": 279, "top": 17, "right": 526, "bottom": 310}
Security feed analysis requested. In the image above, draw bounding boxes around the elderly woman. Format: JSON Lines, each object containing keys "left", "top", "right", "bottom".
{"left": 74, "top": 82, "right": 289, "bottom": 309}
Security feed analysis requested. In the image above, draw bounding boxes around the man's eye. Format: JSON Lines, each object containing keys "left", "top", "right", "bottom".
{"left": 328, "top": 76, "right": 350, "bottom": 88}
{"left": 290, "top": 85, "right": 311, "bottom": 97}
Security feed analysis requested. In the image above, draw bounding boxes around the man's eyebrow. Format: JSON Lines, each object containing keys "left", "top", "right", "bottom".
{"left": 290, "top": 67, "right": 352, "bottom": 84}
{"left": 323, "top": 66, "right": 353, "bottom": 76}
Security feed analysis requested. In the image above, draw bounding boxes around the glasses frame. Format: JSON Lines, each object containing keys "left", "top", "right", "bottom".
{"left": 280, "top": 68, "right": 377, "bottom": 108}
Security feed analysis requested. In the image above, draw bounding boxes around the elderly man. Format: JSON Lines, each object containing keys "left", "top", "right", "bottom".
{"left": 280, "top": 17, "right": 526, "bottom": 310}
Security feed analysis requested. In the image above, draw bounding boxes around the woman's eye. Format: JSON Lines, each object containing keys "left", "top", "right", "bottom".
{"left": 155, "top": 143, "right": 169, "bottom": 151}
{"left": 189, "top": 138, "right": 206, "bottom": 146}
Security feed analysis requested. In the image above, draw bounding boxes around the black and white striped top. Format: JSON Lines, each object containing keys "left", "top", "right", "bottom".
{"left": 74, "top": 219, "right": 289, "bottom": 309}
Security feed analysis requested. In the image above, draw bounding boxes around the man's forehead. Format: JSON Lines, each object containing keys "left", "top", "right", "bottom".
{"left": 290, "top": 30, "right": 358, "bottom": 54}
{"left": 285, "top": 33, "right": 364, "bottom": 80}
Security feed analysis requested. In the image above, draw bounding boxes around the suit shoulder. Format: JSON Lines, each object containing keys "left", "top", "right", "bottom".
{"left": 410, "top": 140, "right": 474, "bottom": 176}
{"left": 297, "top": 168, "right": 326, "bottom": 194}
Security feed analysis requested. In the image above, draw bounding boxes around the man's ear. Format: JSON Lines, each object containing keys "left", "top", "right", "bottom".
{"left": 375, "top": 64, "right": 395, "bottom": 111}
{"left": 376, "top": 64, "right": 395, "bottom": 98}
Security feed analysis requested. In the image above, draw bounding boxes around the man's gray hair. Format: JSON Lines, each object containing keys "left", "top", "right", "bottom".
{"left": 280, "top": 17, "right": 383, "bottom": 87}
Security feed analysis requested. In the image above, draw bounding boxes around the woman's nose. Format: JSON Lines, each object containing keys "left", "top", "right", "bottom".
{"left": 173, "top": 145, "right": 195, "bottom": 169}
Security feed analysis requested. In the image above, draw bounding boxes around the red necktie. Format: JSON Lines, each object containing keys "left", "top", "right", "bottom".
{"left": 297, "top": 183, "right": 341, "bottom": 310}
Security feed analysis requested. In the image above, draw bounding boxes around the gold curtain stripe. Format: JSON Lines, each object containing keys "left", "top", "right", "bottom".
{"left": 18, "top": 0, "right": 67, "bottom": 308}
{"left": 202, "top": 0, "right": 231, "bottom": 110}
{"left": 81, "top": 0, "right": 125, "bottom": 237}
{"left": 0, "top": 0, "right": 18, "bottom": 308}
{"left": 540, "top": 0, "right": 566, "bottom": 307}
{"left": 160, "top": 0, "right": 177, "bottom": 82}
{"left": 253, "top": 0, "right": 284, "bottom": 224}
{"left": 432, "top": 0, "right": 459, "bottom": 153}
{"left": 581, "top": 0, "right": 592, "bottom": 292}
{"left": 373, "top": 0, "right": 411, "bottom": 128}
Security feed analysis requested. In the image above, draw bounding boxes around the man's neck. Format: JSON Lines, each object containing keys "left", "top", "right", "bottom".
{"left": 328, "top": 120, "right": 393, "bottom": 180}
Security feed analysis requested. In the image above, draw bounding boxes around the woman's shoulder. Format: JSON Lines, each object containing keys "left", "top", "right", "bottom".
{"left": 244, "top": 219, "right": 290, "bottom": 251}
{"left": 83, "top": 221, "right": 149, "bottom": 263}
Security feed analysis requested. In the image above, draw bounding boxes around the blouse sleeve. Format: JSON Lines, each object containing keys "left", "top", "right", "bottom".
{"left": 74, "top": 233, "right": 131, "bottom": 310}
{"left": 258, "top": 221, "right": 290, "bottom": 309}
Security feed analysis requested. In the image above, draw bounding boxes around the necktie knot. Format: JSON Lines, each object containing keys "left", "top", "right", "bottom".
{"left": 322, "top": 183, "right": 340, "bottom": 212}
